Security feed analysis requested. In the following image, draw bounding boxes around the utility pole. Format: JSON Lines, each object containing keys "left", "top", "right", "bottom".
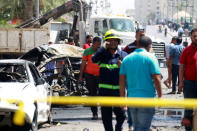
{"left": 171, "top": 0, "right": 173, "bottom": 22}
{"left": 185, "top": 0, "right": 187, "bottom": 23}
{"left": 36, "top": 0, "right": 39, "bottom": 18}
{"left": 191, "top": 0, "right": 194, "bottom": 24}
{"left": 176, "top": 0, "right": 178, "bottom": 24}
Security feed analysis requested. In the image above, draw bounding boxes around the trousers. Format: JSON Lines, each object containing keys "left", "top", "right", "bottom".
{"left": 130, "top": 108, "right": 155, "bottom": 131}
{"left": 99, "top": 88, "right": 126, "bottom": 131}
{"left": 172, "top": 64, "right": 179, "bottom": 92}
{"left": 183, "top": 80, "right": 197, "bottom": 131}
{"left": 85, "top": 73, "right": 99, "bottom": 116}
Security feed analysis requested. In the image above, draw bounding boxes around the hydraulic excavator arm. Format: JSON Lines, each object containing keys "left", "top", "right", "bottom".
{"left": 16, "top": 0, "right": 87, "bottom": 28}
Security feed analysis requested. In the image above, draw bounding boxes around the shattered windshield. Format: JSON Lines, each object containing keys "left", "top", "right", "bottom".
{"left": 109, "top": 18, "right": 135, "bottom": 32}
{"left": 0, "top": 64, "right": 29, "bottom": 82}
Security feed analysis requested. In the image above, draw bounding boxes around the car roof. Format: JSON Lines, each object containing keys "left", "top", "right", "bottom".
{"left": 0, "top": 59, "right": 31, "bottom": 64}
{"left": 90, "top": 16, "right": 133, "bottom": 20}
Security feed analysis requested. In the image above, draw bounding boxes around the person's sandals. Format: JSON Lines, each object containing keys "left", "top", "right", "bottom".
{"left": 177, "top": 91, "right": 182, "bottom": 94}
{"left": 167, "top": 91, "right": 176, "bottom": 94}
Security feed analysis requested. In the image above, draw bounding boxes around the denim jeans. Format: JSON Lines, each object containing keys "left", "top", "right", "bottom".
{"left": 130, "top": 108, "right": 155, "bottom": 131}
{"left": 127, "top": 107, "right": 133, "bottom": 127}
{"left": 183, "top": 80, "right": 197, "bottom": 131}
{"left": 172, "top": 64, "right": 179, "bottom": 92}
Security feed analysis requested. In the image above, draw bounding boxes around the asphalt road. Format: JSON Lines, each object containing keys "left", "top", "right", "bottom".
{"left": 38, "top": 25, "right": 186, "bottom": 131}
{"left": 38, "top": 68, "right": 184, "bottom": 131}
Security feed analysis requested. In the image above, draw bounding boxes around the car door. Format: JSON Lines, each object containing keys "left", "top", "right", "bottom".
{"left": 29, "top": 64, "right": 51, "bottom": 122}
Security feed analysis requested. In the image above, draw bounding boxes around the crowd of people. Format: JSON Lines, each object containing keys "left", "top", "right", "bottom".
{"left": 158, "top": 22, "right": 190, "bottom": 39}
{"left": 78, "top": 26, "right": 197, "bottom": 131}
{"left": 47, "top": 26, "right": 196, "bottom": 131}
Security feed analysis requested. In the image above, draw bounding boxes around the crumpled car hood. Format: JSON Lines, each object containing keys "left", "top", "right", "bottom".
{"left": 19, "top": 44, "right": 84, "bottom": 67}
{"left": 47, "top": 44, "right": 84, "bottom": 57}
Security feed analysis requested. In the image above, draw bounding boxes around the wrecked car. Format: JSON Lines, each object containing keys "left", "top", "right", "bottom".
{"left": 0, "top": 59, "right": 52, "bottom": 130}
{"left": 20, "top": 44, "right": 88, "bottom": 96}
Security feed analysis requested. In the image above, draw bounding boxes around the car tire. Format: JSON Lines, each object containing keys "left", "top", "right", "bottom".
{"left": 30, "top": 106, "right": 38, "bottom": 131}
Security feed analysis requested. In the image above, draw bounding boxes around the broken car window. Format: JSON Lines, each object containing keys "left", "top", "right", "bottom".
{"left": 0, "top": 64, "right": 29, "bottom": 82}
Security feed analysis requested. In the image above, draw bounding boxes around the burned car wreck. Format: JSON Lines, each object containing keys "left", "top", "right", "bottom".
{"left": 0, "top": 59, "right": 52, "bottom": 130}
{"left": 20, "top": 44, "right": 88, "bottom": 96}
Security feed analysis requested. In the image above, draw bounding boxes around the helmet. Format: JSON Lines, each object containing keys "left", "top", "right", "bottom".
{"left": 104, "top": 29, "right": 121, "bottom": 41}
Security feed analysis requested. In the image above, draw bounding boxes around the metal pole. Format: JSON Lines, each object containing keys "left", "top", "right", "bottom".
{"left": 192, "top": 0, "right": 194, "bottom": 24}
{"left": 185, "top": 0, "right": 187, "bottom": 23}
{"left": 167, "top": 3, "right": 169, "bottom": 20}
{"left": 177, "top": 0, "right": 178, "bottom": 24}
{"left": 172, "top": 2, "right": 173, "bottom": 22}
{"left": 36, "top": 0, "right": 39, "bottom": 18}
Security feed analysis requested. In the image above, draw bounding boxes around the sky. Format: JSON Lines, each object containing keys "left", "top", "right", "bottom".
{"left": 86, "top": 0, "right": 135, "bottom": 15}
{"left": 109, "top": 0, "right": 135, "bottom": 14}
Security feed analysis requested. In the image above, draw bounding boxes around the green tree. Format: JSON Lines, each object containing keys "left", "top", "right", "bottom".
{"left": 0, "top": 0, "right": 72, "bottom": 25}
{"left": 0, "top": 0, "right": 25, "bottom": 20}
{"left": 40, "top": 0, "right": 67, "bottom": 13}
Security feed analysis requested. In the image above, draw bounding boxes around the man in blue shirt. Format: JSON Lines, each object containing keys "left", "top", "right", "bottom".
{"left": 168, "top": 37, "right": 184, "bottom": 94}
{"left": 120, "top": 36, "right": 162, "bottom": 131}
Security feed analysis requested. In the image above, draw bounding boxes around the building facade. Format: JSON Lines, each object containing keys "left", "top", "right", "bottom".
{"left": 135, "top": 0, "right": 168, "bottom": 24}
{"left": 126, "top": 9, "right": 135, "bottom": 18}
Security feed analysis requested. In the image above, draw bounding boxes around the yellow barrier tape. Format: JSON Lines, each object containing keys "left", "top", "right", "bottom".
{"left": 1, "top": 96, "right": 197, "bottom": 126}
{"left": 1, "top": 99, "right": 25, "bottom": 126}
{"left": 43, "top": 96, "right": 197, "bottom": 109}
{"left": 13, "top": 101, "right": 25, "bottom": 126}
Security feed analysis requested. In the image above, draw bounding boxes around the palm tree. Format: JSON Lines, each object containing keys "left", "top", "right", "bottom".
{"left": 40, "top": 0, "right": 68, "bottom": 13}
{"left": 24, "top": 0, "right": 34, "bottom": 20}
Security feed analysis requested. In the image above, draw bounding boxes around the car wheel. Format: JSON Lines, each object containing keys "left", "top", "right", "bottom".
{"left": 30, "top": 106, "right": 38, "bottom": 131}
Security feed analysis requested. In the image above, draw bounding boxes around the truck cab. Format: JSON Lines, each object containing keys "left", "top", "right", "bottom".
{"left": 87, "top": 16, "right": 136, "bottom": 47}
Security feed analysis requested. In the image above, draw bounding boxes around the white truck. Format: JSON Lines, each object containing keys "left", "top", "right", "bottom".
{"left": 87, "top": 16, "right": 136, "bottom": 46}
{"left": 0, "top": 0, "right": 136, "bottom": 59}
